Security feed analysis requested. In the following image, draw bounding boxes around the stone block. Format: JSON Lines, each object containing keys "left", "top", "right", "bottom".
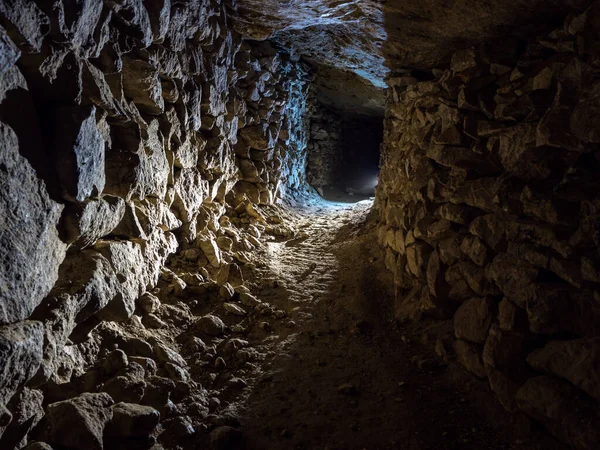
{"left": 454, "top": 297, "right": 495, "bottom": 344}
{"left": 61, "top": 196, "right": 126, "bottom": 247}
{"left": 51, "top": 106, "right": 105, "bottom": 202}
{"left": 0, "top": 122, "right": 66, "bottom": 325}
{"left": 453, "top": 339, "right": 488, "bottom": 378}
{"left": 482, "top": 324, "right": 530, "bottom": 379}
{"left": 527, "top": 338, "right": 600, "bottom": 402}
{"left": 516, "top": 376, "right": 600, "bottom": 450}
{"left": 0, "top": 321, "right": 43, "bottom": 405}
{"left": 47, "top": 392, "right": 114, "bottom": 450}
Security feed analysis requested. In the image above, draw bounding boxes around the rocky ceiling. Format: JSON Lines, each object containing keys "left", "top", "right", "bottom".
{"left": 229, "top": 0, "right": 591, "bottom": 116}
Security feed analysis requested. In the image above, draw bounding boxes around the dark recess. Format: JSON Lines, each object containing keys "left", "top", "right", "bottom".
{"left": 337, "top": 115, "right": 383, "bottom": 196}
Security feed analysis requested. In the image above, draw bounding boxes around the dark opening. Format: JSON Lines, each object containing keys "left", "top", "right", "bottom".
{"left": 308, "top": 111, "right": 384, "bottom": 203}
{"left": 336, "top": 115, "right": 383, "bottom": 198}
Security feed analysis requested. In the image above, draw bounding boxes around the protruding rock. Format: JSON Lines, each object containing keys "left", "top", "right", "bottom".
{"left": 102, "top": 350, "right": 129, "bottom": 377}
{"left": 0, "top": 0, "right": 49, "bottom": 51}
{"left": 454, "top": 297, "right": 495, "bottom": 344}
{"left": 196, "top": 315, "right": 226, "bottom": 337}
{"left": 61, "top": 196, "right": 126, "bottom": 247}
{"left": 0, "top": 122, "right": 66, "bottom": 325}
{"left": 47, "top": 393, "right": 114, "bottom": 450}
{"left": 109, "top": 402, "right": 160, "bottom": 437}
{"left": 0, "top": 321, "right": 43, "bottom": 405}
{"left": 51, "top": 106, "right": 105, "bottom": 202}
{"left": 527, "top": 338, "right": 600, "bottom": 402}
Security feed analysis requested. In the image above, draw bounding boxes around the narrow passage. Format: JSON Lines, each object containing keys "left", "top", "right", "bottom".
{"left": 225, "top": 197, "right": 566, "bottom": 450}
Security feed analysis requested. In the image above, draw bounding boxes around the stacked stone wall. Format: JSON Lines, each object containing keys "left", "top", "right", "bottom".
{"left": 377, "top": 5, "right": 600, "bottom": 448}
{"left": 0, "top": 1, "right": 310, "bottom": 446}
{"left": 306, "top": 108, "right": 343, "bottom": 189}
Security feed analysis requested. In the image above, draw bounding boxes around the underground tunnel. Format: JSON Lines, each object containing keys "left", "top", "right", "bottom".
{"left": 308, "top": 111, "right": 383, "bottom": 201}
{"left": 1, "top": 1, "right": 600, "bottom": 450}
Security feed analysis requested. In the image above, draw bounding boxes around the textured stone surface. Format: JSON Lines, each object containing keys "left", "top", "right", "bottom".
{"left": 0, "top": 0, "right": 314, "bottom": 447}
{"left": 527, "top": 338, "right": 600, "bottom": 402}
{"left": 47, "top": 393, "right": 114, "bottom": 450}
{"left": 454, "top": 297, "right": 494, "bottom": 344}
{"left": 51, "top": 106, "right": 106, "bottom": 202}
{"left": 516, "top": 376, "right": 600, "bottom": 450}
{"left": 1, "top": 387, "right": 44, "bottom": 449}
{"left": 61, "top": 196, "right": 126, "bottom": 248}
{"left": 0, "top": 122, "right": 66, "bottom": 325}
{"left": 4, "top": 0, "right": 600, "bottom": 447}
{"left": 376, "top": 8, "right": 600, "bottom": 436}
{"left": 0, "top": 321, "right": 43, "bottom": 405}
{"left": 232, "top": 0, "right": 588, "bottom": 115}
{"left": 109, "top": 402, "right": 160, "bottom": 437}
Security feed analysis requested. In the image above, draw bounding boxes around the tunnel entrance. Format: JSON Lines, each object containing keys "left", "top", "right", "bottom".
{"left": 307, "top": 110, "right": 383, "bottom": 202}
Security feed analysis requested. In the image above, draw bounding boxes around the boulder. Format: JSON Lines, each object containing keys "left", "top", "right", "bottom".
{"left": 109, "top": 402, "right": 160, "bottom": 437}
{"left": 486, "top": 254, "right": 538, "bottom": 308}
{"left": 198, "top": 235, "right": 222, "bottom": 268}
{"left": 196, "top": 315, "right": 226, "bottom": 336}
{"left": 516, "top": 376, "right": 600, "bottom": 450}
{"left": 0, "top": 322, "right": 43, "bottom": 405}
{"left": 527, "top": 338, "right": 600, "bottom": 402}
{"left": 94, "top": 240, "right": 147, "bottom": 321}
{"left": 47, "top": 250, "right": 120, "bottom": 324}
{"left": 61, "top": 196, "right": 126, "bottom": 247}
{"left": 454, "top": 297, "right": 495, "bottom": 344}
{"left": 453, "top": 339, "right": 487, "bottom": 378}
{"left": 101, "top": 376, "right": 146, "bottom": 404}
{"left": 154, "top": 343, "right": 186, "bottom": 368}
{"left": 47, "top": 393, "right": 114, "bottom": 450}
{"left": 51, "top": 106, "right": 105, "bottom": 202}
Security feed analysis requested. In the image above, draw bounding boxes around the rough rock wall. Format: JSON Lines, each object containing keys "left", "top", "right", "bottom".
{"left": 376, "top": 5, "right": 600, "bottom": 449}
{"left": 0, "top": 0, "right": 309, "bottom": 447}
{"left": 306, "top": 108, "right": 343, "bottom": 189}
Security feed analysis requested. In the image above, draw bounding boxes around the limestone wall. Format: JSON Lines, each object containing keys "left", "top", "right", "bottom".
{"left": 0, "top": 0, "right": 310, "bottom": 446}
{"left": 306, "top": 108, "right": 343, "bottom": 189}
{"left": 376, "top": 5, "right": 600, "bottom": 448}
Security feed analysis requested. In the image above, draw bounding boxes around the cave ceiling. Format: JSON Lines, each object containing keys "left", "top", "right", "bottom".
{"left": 230, "top": 0, "right": 590, "bottom": 116}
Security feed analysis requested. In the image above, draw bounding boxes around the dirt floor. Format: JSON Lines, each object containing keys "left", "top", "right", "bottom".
{"left": 219, "top": 196, "right": 568, "bottom": 450}
{"left": 85, "top": 193, "right": 569, "bottom": 450}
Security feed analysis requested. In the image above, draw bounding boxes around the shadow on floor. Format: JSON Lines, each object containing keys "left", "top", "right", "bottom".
{"left": 234, "top": 204, "right": 566, "bottom": 450}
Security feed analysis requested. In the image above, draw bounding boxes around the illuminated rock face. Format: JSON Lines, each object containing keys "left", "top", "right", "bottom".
{"left": 0, "top": 1, "right": 311, "bottom": 447}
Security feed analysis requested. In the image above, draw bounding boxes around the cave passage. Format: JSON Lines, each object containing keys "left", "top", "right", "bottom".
{"left": 308, "top": 112, "right": 384, "bottom": 203}
{"left": 336, "top": 115, "right": 383, "bottom": 197}
{"left": 1, "top": 1, "right": 599, "bottom": 450}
